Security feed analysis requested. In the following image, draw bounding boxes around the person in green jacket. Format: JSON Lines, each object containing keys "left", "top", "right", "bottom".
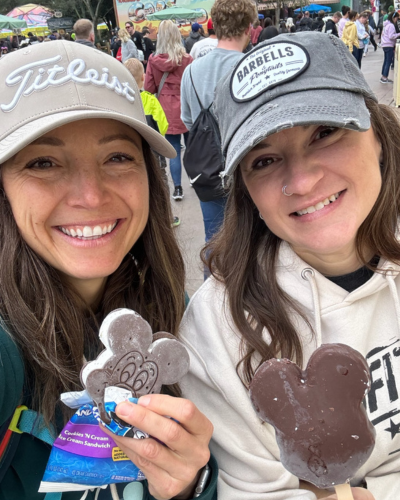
{"left": 0, "top": 40, "right": 217, "bottom": 500}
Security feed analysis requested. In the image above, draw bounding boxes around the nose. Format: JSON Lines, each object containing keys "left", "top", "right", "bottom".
{"left": 66, "top": 165, "right": 111, "bottom": 209}
{"left": 283, "top": 156, "right": 325, "bottom": 197}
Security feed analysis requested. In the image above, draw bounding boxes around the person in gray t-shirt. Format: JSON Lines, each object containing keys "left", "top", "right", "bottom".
{"left": 180, "top": 0, "right": 257, "bottom": 252}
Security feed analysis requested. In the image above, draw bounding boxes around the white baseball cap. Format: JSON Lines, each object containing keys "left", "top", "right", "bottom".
{"left": 0, "top": 40, "right": 176, "bottom": 164}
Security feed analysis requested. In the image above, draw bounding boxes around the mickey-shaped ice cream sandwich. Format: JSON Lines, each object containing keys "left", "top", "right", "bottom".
{"left": 249, "top": 343, "right": 375, "bottom": 489}
{"left": 81, "top": 309, "right": 190, "bottom": 423}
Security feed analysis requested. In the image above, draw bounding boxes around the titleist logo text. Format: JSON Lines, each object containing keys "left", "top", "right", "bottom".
{"left": 1, "top": 55, "right": 136, "bottom": 112}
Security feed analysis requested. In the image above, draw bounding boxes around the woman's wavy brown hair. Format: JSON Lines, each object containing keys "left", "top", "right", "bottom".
{"left": 204, "top": 98, "right": 400, "bottom": 387}
{"left": 0, "top": 141, "right": 185, "bottom": 424}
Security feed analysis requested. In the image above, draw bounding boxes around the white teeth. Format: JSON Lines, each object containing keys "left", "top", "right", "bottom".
{"left": 93, "top": 226, "right": 102, "bottom": 236}
{"left": 83, "top": 226, "right": 93, "bottom": 237}
{"left": 60, "top": 221, "right": 118, "bottom": 238}
{"left": 296, "top": 192, "right": 340, "bottom": 216}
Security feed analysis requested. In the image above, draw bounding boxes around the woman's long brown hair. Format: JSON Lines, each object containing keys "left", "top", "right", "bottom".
{"left": 204, "top": 98, "right": 400, "bottom": 387}
{"left": 0, "top": 141, "right": 185, "bottom": 424}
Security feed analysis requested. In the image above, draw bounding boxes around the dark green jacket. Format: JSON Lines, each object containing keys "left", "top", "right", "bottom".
{"left": 0, "top": 326, "right": 218, "bottom": 500}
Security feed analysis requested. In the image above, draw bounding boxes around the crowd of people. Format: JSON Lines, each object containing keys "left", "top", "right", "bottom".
{"left": 0, "top": 0, "right": 399, "bottom": 499}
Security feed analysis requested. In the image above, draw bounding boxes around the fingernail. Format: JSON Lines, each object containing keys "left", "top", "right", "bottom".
{"left": 138, "top": 395, "right": 151, "bottom": 407}
{"left": 116, "top": 401, "right": 131, "bottom": 417}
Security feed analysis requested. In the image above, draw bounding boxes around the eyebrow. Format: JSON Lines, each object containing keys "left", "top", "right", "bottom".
{"left": 30, "top": 137, "right": 65, "bottom": 146}
{"left": 250, "top": 126, "right": 314, "bottom": 151}
{"left": 98, "top": 134, "right": 141, "bottom": 148}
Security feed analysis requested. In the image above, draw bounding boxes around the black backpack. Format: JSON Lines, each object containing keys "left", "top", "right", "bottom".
{"left": 183, "top": 68, "right": 226, "bottom": 202}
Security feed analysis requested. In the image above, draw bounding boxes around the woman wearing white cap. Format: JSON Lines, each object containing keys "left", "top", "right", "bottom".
{"left": 0, "top": 42, "right": 216, "bottom": 500}
{"left": 180, "top": 33, "right": 399, "bottom": 499}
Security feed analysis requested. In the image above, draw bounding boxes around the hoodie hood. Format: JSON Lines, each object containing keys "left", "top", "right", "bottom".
{"left": 148, "top": 53, "right": 181, "bottom": 72}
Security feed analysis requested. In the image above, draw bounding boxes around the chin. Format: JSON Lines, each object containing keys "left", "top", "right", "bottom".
{"left": 63, "top": 263, "right": 122, "bottom": 281}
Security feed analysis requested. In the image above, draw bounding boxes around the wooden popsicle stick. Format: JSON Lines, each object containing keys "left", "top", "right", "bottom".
{"left": 334, "top": 483, "right": 354, "bottom": 500}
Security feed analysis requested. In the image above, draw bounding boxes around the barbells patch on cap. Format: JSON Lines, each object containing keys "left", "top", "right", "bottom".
{"left": 230, "top": 41, "right": 310, "bottom": 102}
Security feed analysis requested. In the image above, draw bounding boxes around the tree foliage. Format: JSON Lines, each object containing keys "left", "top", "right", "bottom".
{"left": 0, "top": 0, "right": 28, "bottom": 16}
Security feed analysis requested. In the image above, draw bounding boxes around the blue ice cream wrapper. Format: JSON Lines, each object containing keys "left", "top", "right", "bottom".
{"left": 40, "top": 398, "right": 147, "bottom": 492}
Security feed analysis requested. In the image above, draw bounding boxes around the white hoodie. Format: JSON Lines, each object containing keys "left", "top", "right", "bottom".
{"left": 180, "top": 242, "right": 400, "bottom": 499}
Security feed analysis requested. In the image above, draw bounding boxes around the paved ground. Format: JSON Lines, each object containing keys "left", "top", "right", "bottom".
{"left": 170, "top": 43, "right": 399, "bottom": 298}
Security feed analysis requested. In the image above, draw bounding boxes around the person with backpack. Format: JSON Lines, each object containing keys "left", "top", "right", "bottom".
{"left": 180, "top": 0, "right": 257, "bottom": 246}
{"left": 0, "top": 40, "right": 216, "bottom": 500}
{"left": 298, "top": 11, "right": 313, "bottom": 31}
{"left": 145, "top": 20, "right": 193, "bottom": 202}
{"left": 312, "top": 10, "right": 326, "bottom": 31}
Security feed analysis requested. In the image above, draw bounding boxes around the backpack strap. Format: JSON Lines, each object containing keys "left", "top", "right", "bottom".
{"left": 18, "top": 408, "right": 57, "bottom": 446}
{"left": 0, "top": 405, "right": 57, "bottom": 491}
{"left": 189, "top": 66, "right": 206, "bottom": 111}
{"left": 155, "top": 71, "right": 169, "bottom": 99}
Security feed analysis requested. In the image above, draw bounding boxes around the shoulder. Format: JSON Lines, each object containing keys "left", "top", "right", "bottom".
{"left": 180, "top": 278, "right": 232, "bottom": 347}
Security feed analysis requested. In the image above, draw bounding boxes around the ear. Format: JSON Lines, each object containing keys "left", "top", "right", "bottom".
{"left": 108, "top": 312, "right": 153, "bottom": 354}
{"left": 90, "top": 32, "right": 95, "bottom": 42}
{"left": 150, "top": 338, "right": 190, "bottom": 385}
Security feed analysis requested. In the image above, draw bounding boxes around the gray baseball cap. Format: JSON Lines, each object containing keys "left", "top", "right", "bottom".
{"left": 213, "top": 32, "right": 377, "bottom": 178}
{"left": 0, "top": 40, "right": 176, "bottom": 164}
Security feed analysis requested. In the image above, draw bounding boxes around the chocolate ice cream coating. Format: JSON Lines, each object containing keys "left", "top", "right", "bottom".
{"left": 81, "top": 309, "right": 190, "bottom": 423}
{"left": 249, "top": 344, "right": 375, "bottom": 488}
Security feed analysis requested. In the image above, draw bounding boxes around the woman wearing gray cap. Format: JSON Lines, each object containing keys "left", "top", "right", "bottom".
{"left": 0, "top": 41, "right": 216, "bottom": 499}
{"left": 181, "top": 32, "right": 398, "bottom": 499}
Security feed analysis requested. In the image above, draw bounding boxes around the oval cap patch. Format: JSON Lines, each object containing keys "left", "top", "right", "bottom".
{"left": 231, "top": 41, "right": 310, "bottom": 102}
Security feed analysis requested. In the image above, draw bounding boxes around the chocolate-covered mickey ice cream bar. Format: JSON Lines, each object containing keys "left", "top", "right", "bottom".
{"left": 81, "top": 308, "right": 190, "bottom": 423}
{"left": 249, "top": 344, "right": 375, "bottom": 489}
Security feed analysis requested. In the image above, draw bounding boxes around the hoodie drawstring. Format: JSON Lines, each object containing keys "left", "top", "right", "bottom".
{"left": 385, "top": 267, "right": 400, "bottom": 334}
{"left": 301, "top": 268, "right": 323, "bottom": 348}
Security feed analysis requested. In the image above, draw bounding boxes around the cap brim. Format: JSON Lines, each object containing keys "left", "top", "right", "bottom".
{"left": 223, "top": 89, "right": 371, "bottom": 177}
{"left": 0, "top": 110, "right": 176, "bottom": 164}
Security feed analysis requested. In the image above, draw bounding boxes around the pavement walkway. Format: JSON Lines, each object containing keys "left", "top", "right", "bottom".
{"left": 172, "top": 42, "right": 399, "bottom": 298}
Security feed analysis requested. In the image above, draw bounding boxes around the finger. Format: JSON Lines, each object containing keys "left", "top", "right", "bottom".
{"left": 102, "top": 426, "right": 198, "bottom": 500}
{"left": 137, "top": 394, "right": 214, "bottom": 438}
{"left": 115, "top": 399, "right": 211, "bottom": 454}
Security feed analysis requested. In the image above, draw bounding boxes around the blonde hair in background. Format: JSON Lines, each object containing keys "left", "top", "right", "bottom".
{"left": 124, "top": 58, "right": 144, "bottom": 88}
{"left": 73, "top": 19, "right": 93, "bottom": 39}
{"left": 155, "top": 20, "right": 188, "bottom": 66}
{"left": 118, "top": 28, "right": 131, "bottom": 43}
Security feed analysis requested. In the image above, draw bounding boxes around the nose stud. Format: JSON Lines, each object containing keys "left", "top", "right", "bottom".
{"left": 282, "top": 185, "right": 293, "bottom": 197}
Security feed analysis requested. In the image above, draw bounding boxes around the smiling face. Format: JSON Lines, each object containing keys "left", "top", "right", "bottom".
{"left": 240, "top": 125, "right": 382, "bottom": 274}
{"left": 2, "top": 119, "right": 149, "bottom": 299}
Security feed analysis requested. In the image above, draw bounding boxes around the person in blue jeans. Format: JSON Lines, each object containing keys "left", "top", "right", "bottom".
{"left": 165, "top": 131, "right": 189, "bottom": 199}
{"left": 380, "top": 12, "right": 400, "bottom": 83}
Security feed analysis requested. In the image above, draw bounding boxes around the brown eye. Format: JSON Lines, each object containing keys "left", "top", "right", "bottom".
{"left": 108, "top": 153, "right": 134, "bottom": 163}
{"left": 252, "top": 157, "right": 277, "bottom": 170}
{"left": 315, "top": 127, "right": 337, "bottom": 140}
{"left": 26, "top": 158, "right": 55, "bottom": 170}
